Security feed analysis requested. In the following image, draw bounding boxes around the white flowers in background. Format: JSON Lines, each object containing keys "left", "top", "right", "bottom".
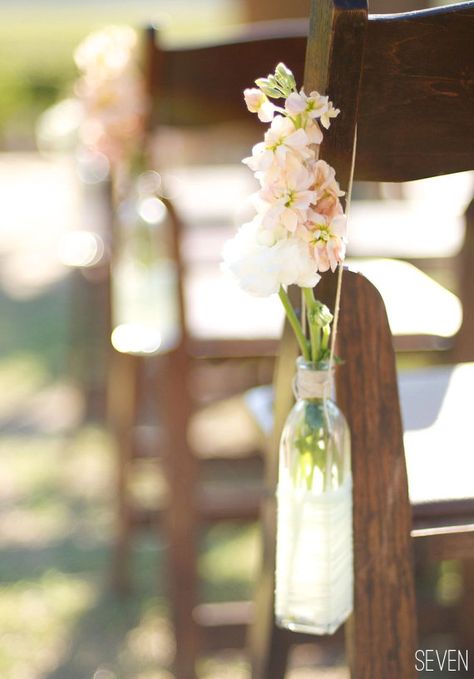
{"left": 223, "top": 63, "right": 347, "bottom": 365}
{"left": 74, "top": 25, "right": 148, "bottom": 165}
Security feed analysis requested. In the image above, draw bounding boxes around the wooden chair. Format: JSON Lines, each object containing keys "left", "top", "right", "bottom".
{"left": 249, "top": 1, "right": 474, "bottom": 677}
{"left": 108, "top": 21, "right": 314, "bottom": 679}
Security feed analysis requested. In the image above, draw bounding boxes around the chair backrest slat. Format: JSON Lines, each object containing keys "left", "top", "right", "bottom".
{"left": 146, "top": 21, "right": 308, "bottom": 126}
{"left": 356, "top": 2, "right": 474, "bottom": 181}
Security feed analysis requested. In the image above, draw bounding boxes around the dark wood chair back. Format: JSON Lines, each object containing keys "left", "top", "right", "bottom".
{"left": 251, "top": 2, "right": 474, "bottom": 677}
{"left": 144, "top": 21, "right": 307, "bottom": 128}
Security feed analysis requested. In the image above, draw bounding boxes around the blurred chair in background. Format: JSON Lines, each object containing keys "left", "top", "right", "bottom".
{"left": 111, "top": 6, "right": 474, "bottom": 677}
{"left": 248, "top": 1, "right": 474, "bottom": 677}
{"left": 108, "top": 20, "right": 310, "bottom": 679}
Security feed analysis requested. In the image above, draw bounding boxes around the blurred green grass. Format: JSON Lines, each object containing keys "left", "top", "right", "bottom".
{"left": 0, "top": 279, "right": 257, "bottom": 678}
{"left": 0, "top": 414, "right": 257, "bottom": 677}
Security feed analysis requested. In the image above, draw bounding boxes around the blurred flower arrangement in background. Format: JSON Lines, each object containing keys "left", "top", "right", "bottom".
{"left": 37, "top": 24, "right": 148, "bottom": 174}
{"left": 74, "top": 25, "right": 148, "bottom": 168}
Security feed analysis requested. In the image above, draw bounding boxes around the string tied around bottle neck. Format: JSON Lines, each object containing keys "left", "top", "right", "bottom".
{"left": 293, "top": 360, "right": 333, "bottom": 401}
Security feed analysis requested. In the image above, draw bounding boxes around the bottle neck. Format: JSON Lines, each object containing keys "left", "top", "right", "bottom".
{"left": 294, "top": 359, "right": 333, "bottom": 401}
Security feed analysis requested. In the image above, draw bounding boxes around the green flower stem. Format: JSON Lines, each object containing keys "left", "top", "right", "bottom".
{"left": 303, "top": 287, "right": 320, "bottom": 364}
{"left": 278, "top": 286, "right": 310, "bottom": 362}
{"left": 321, "top": 323, "right": 330, "bottom": 354}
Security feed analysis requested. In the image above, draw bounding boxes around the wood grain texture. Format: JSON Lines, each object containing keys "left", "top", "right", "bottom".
{"left": 305, "top": 0, "right": 368, "bottom": 196}
{"left": 356, "top": 2, "right": 474, "bottom": 181}
{"left": 320, "top": 270, "right": 418, "bottom": 679}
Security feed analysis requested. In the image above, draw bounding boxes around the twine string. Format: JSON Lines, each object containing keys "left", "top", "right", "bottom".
{"left": 292, "top": 367, "right": 332, "bottom": 401}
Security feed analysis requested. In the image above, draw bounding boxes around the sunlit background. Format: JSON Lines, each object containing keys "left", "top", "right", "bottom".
{"left": 0, "top": 0, "right": 471, "bottom": 677}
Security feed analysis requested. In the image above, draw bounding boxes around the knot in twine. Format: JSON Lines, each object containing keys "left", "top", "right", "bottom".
{"left": 293, "top": 363, "right": 333, "bottom": 400}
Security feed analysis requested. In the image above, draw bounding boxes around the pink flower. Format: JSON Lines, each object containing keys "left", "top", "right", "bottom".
{"left": 74, "top": 25, "right": 147, "bottom": 164}
{"left": 312, "top": 159, "right": 344, "bottom": 218}
{"left": 303, "top": 212, "right": 347, "bottom": 272}
{"left": 303, "top": 119, "right": 323, "bottom": 145}
{"left": 258, "top": 158, "right": 317, "bottom": 233}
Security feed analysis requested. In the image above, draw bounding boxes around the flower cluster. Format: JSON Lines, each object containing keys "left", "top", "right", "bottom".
{"left": 223, "top": 63, "right": 347, "bottom": 298}
{"left": 74, "top": 25, "right": 148, "bottom": 165}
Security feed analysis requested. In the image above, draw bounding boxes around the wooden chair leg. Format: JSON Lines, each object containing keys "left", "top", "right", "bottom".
{"left": 248, "top": 496, "right": 291, "bottom": 679}
{"left": 161, "top": 348, "right": 200, "bottom": 679}
{"left": 249, "top": 309, "right": 299, "bottom": 679}
{"left": 108, "top": 350, "right": 141, "bottom": 593}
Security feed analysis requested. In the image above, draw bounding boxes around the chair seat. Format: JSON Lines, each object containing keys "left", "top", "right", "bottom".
{"left": 185, "top": 264, "right": 284, "bottom": 341}
{"left": 183, "top": 257, "right": 461, "bottom": 344}
{"left": 348, "top": 258, "right": 462, "bottom": 339}
{"left": 245, "top": 363, "right": 474, "bottom": 510}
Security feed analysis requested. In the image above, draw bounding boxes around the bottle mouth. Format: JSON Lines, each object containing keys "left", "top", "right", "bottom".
{"left": 296, "top": 356, "right": 333, "bottom": 372}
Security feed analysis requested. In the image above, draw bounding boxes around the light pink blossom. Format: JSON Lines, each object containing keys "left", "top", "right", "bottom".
{"left": 312, "top": 159, "right": 345, "bottom": 218}
{"left": 258, "top": 159, "right": 317, "bottom": 233}
{"left": 244, "top": 88, "right": 276, "bottom": 122}
{"left": 320, "top": 100, "right": 340, "bottom": 129}
{"left": 303, "top": 212, "right": 347, "bottom": 272}
{"left": 243, "top": 115, "right": 311, "bottom": 173}
{"left": 285, "top": 90, "right": 328, "bottom": 119}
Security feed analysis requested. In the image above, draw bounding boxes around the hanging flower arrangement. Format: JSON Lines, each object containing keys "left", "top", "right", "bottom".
{"left": 223, "top": 63, "right": 353, "bottom": 635}
{"left": 74, "top": 25, "right": 148, "bottom": 167}
{"left": 223, "top": 63, "right": 347, "bottom": 365}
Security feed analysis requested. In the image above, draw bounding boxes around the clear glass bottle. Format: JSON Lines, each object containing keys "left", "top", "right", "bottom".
{"left": 111, "top": 171, "right": 181, "bottom": 355}
{"left": 275, "top": 358, "right": 353, "bottom": 635}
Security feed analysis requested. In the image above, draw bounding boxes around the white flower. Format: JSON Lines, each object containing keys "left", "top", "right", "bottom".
{"left": 244, "top": 88, "right": 275, "bottom": 122}
{"left": 285, "top": 90, "right": 328, "bottom": 119}
{"left": 222, "top": 221, "right": 320, "bottom": 297}
{"left": 243, "top": 115, "right": 311, "bottom": 173}
{"left": 320, "top": 100, "right": 340, "bottom": 129}
{"left": 285, "top": 90, "right": 338, "bottom": 133}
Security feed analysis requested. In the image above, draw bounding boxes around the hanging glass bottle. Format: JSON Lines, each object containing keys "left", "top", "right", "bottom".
{"left": 275, "top": 357, "right": 353, "bottom": 635}
{"left": 111, "top": 171, "right": 181, "bottom": 355}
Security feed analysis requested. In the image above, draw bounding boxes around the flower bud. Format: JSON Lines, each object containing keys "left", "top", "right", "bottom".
{"left": 255, "top": 77, "right": 282, "bottom": 98}
{"left": 275, "top": 62, "right": 296, "bottom": 94}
